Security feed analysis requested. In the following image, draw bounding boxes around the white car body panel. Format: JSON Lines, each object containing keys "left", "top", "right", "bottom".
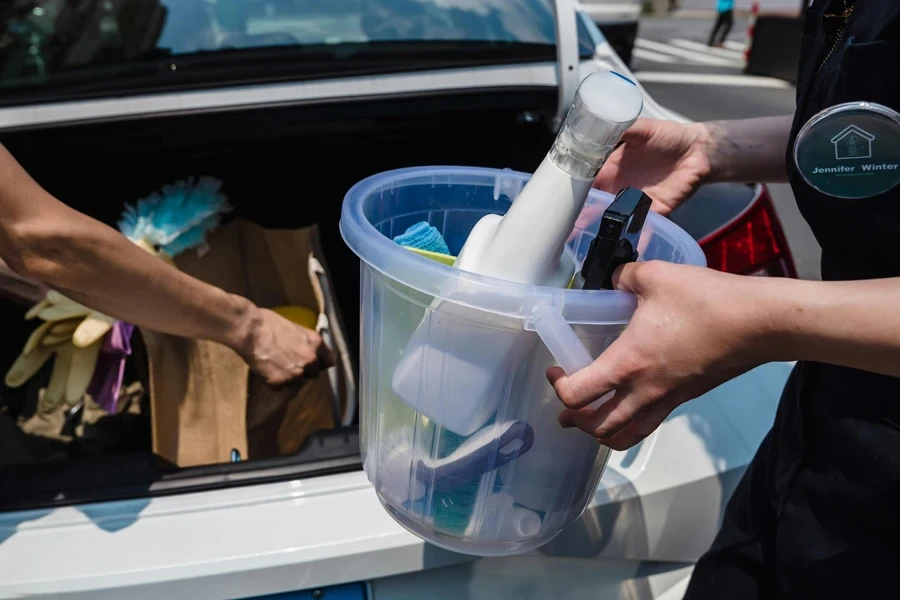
{"left": 372, "top": 558, "right": 695, "bottom": 600}
{"left": 0, "top": 10, "right": 793, "bottom": 600}
{"left": 576, "top": 1, "right": 642, "bottom": 25}
{"left": 0, "top": 361, "right": 794, "bottom": 599}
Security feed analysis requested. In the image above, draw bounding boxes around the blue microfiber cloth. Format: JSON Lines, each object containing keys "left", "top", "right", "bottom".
{"left": 393, "top": 222, "right": 450, "bottom": 256}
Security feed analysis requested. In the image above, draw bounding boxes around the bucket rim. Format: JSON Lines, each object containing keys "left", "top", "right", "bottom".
{"left": 339, "top": 166, "right": 706, "bottom": 322}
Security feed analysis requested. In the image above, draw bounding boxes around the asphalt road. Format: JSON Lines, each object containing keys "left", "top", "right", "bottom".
{"left": 631, "top": 16, "right": 822, "bottom": 280}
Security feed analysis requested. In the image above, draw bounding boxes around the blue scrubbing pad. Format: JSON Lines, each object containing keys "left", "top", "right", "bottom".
{"left": 393, "top": 222, "right": 450, "bottom": 256}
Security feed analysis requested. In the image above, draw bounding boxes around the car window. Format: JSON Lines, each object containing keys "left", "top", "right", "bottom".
{"left": 158, "top": 0, "right": 558, "bottom": 50}
{"left": 0, "top": 0, "right": 583, "bottom": 92}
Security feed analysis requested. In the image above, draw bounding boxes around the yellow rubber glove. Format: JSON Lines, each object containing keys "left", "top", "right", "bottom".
{"left": 5, "top": 237, "right": 186, "bottom": 411}
{"left": 6, "top": 291, "right": 108, "bottom": 412}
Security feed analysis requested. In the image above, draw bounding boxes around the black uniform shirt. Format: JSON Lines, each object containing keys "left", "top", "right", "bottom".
{"left": 774, "top": 0, "right": 900, "bottom": 593}
{"left": 685, "top": 2, "right": 900, "bottom": 598}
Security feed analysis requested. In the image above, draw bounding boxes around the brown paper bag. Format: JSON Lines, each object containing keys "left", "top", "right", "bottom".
{"left": 144, "top": 333, "right": 249, "bottom": 466}
{"left": 145, "top": 219, "right": 353, "bottom": 467}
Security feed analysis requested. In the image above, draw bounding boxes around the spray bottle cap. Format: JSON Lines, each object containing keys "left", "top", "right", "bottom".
{"left": 549, "top": 70, "right": 644, "bottom": 179}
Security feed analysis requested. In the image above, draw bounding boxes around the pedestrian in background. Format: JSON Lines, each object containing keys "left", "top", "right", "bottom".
{"left": 707, "top": 0, "right": 734, "bottom": 47}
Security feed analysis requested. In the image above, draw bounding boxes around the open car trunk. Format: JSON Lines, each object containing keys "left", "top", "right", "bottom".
{"left": 0, "top": 88, "right": 560, "bottom": 511}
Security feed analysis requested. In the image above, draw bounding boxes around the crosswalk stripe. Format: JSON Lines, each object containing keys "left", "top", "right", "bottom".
{"left": 723, "top": 40, "right": 746, "bottom": 51}
{"left": 635, "top": 38, "right": 739, "bottom": 67}
{"left": 633, "top": 48, "right": 680, "bottom": 64}
{"left": 635, "top": 71, "right": 791, "bottom": 89}
{"left": 669, "top": 38, "right": 745, "bottom": 62}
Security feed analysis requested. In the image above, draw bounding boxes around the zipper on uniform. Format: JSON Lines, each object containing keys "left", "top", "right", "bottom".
{"left": 801, "top": 1, "right": 853, "bottom": 112}
{"left": 817, "top": 3, "right": 854, "bottom": 74}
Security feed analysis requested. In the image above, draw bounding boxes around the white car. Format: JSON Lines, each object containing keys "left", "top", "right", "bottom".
{"left": 0, "top": 1, "right": 795, "bottom": 598}
{"left": 576, "top": 0, "right": 642, "bottom": 65}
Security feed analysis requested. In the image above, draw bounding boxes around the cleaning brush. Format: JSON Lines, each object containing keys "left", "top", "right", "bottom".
{"left": 118, "top": 177, "right": 231, "bottom": 258}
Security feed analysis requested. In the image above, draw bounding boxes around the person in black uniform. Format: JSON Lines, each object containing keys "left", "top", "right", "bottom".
{"left": 548, "top": 0, "right": 900, "bottom": 596}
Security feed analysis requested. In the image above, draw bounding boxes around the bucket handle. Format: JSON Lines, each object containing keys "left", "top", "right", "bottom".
{"left": 526, "top": 307, "right": 593, "bottom": 376}
{"left": 527, "top": 306, "right": 652, "bottom": 475}
{"left": 526, "top": 307, "right": 617, "bottom": 410}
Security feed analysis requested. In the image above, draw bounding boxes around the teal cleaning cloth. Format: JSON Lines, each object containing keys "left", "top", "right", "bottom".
{"left": 393, "top": 222, "right": 450, "bottom": 255}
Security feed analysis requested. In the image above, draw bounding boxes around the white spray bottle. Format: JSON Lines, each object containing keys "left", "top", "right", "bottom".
{"left": 391, "top": 71, "right": 643, "bottom": 436}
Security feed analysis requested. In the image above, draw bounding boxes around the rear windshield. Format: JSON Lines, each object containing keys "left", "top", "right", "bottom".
{"left": 0, "top": 0, "right": 563, "bottom": 93}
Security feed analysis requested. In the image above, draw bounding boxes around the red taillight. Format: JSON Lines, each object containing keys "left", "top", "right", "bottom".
{"left": 700, "top": 185, "right": 798, "bottom": 278}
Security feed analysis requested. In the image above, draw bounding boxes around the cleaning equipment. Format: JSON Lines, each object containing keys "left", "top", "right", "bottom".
{"left": 373, "top": 421, "right": 533, "bottom": 501}
{"left": 391, "top": 71, "right": 643, "bottom": 437}
{"left": 6, "top": 292, "right": 107, "bottom": 412}
{"left": 341, "top": 166, "right": 705, "bottom": 555}
{"left": 465, "top": 491, "right": 543, "bottom": 542}
{"left": 374, "top": 419, "right": 533, "bottom": 538}
{"left": 86, "top": 322, "right": 135, "bottom": 413}
{"left": 494, "top": 190, "right": 653, "bottom": 518}
{"left": 393, "top": 222, "right": 451, "bottom": 256}
{"left": 420, "top": 420, "right": 533, "bottom": 490}
{"left": 394, "top": 221, "right": 455, "bottom": 265}
{"left": 118, "top": 177, "right": 231, "bottom": 259}
{"left": 406, "top": 247, "right": 455, "bottom": 266}
{"left": 579, "top": 188, "right": 652, "bottom": 291}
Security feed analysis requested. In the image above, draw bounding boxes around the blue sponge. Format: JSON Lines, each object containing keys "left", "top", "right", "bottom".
{"left": 393, "top": 222, "right": 450, "bottom": 255}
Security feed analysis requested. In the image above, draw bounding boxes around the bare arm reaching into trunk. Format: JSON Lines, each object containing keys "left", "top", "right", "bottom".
{"left": 0, "top": 144, "right": 333, "bottom": 386}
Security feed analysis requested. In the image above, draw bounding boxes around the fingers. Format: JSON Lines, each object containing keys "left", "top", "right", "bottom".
{"left": 610, "top": 260, "right": 657, "bottom": 295}
{"left": 591, "top": 405, "right": 671, "bottom": 451}
{"left": 547, "top": 364, "right": 618, "bottom": 411}
{"left": 269, "top": 327, "right": 335, "bottom": 387}
{"left": 304, "top": 328, "right": 323, "bottom": 349}
{"left": 557, "top": 386, "right": 639, "bottom": 441}
{"left": 618, "top": 118, "right": 655, "bottom": 143}
{"left": 267, "top": 370, "right": 310, "bottom": 392}
{"left": 265, "top": 359, "right": 320, "bottom": 390}
{"left": 547, "top": 323, "right": 642, "bottom": 411}
{"left": 248, "top": 310, "right": 340, "bottom": 388}
{"left": 557, "top": 389, "right": 673, "bottom": 451}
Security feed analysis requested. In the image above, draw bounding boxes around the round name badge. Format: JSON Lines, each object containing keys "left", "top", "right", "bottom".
{"left": 794, "top": 102, "right": 900, "bottom": 199}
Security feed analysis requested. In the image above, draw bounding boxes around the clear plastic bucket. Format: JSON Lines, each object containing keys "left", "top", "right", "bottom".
{"left": 340, "top": 166, "right": 706, "bottom": 556}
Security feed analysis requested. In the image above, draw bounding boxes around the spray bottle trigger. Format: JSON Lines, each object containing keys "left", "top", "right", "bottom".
{"left": 580, "top": 187, "right": 653, "bottom": 290}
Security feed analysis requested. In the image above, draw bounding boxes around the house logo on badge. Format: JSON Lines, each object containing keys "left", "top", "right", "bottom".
{"left": 831, "top": 125, "right": 875, "bottom": 160}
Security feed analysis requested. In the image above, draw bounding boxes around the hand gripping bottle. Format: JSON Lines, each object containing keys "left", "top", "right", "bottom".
{"left": 391, "top": 71, "right": 643, "bottom": 436}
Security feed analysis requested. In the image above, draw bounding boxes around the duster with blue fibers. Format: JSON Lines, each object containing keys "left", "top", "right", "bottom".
{"left": 117, "top": 177, "right": 231, "bottom": 259}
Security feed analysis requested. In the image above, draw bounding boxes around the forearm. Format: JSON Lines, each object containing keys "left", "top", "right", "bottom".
{"left": 26, "top": 211, "right": 256, "bottom": 349}
{"left": 0, "top": 145, "right": 255, "bottom": 351}
{"left": 701, "top": 115, "right": 794, "bottom": 185}
{"left": 756, "top": 277, "right": 900, "bottom": 377}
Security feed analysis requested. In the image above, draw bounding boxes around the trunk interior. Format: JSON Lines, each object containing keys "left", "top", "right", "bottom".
{"left": 0, "top": 89, "right": 560, "bottom": 510}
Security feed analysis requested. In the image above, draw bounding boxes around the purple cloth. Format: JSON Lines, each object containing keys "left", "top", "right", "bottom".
{"left": 87, "top": 322, "right": 134, "bottom": 413}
